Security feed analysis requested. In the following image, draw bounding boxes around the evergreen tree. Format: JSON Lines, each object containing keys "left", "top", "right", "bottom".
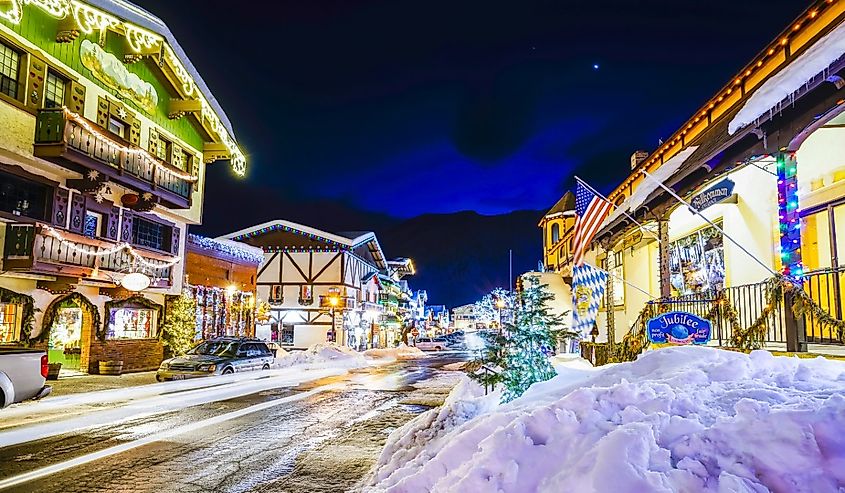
{"left": 162, "top": 292, "right": 198, "bottom": 356}
{"left": 500, "top": 276, "right": 575, "bottom": 402}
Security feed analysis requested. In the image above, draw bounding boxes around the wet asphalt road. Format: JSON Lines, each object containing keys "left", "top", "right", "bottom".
{"left": 0, "top": 353, "right": 467, "bottom": 493}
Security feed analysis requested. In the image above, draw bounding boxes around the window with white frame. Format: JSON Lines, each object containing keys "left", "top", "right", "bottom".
{"left": 0, "top": 43, "right": 20, "bottom": 100}
{"left": 44, "top": 71, "right": 66, "bottom": 108}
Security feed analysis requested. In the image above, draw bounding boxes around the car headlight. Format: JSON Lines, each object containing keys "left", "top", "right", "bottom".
{"left": 197, "top": 364, "right": 216, "bottom": 372}
{"left": 159, "top": 362, "right": 169, "bottom": 370}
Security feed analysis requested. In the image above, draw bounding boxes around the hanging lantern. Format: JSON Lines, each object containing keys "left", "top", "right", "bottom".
{"left": 121, "top": 272, "right": 151, "bottom": 292}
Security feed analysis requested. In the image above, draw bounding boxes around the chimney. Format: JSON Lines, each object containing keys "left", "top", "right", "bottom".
{"left": 630, "top": 150, "right": 649, "bottom": 170}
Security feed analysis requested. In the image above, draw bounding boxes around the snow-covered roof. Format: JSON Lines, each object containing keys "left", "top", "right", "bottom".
{"left": 88, "top": 0, "right": 237, "bottom": 138}
{"left": 187, "top": 234, "right": 264, "bottom": 264}
{"left": 220, "top": 219, "right": 387, "bottom": 269}
{"left": 602, "top": 146, "right": 699, "bottom": 228}
{"left": 728, "top": 19, "right": 845, "bottom": 135}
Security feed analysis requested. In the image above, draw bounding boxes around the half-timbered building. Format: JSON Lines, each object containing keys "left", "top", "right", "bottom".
{"left": 222, "top": 220, "right": 388, "bottom": 349}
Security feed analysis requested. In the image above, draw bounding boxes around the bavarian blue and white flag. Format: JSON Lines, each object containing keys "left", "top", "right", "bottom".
{"left": 572, "top": 263, "right": 608, "bottom": 336}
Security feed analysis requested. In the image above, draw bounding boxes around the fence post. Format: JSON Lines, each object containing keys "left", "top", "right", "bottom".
{"left": 784, "top": 289, "right": 807, "bottom": 352}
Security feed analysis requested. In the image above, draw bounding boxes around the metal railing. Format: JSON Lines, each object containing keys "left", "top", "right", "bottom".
{"left": 34, "top": 108, "right": 192, "bottom": 200}
{"left": 802, "top": 266, "right": 845, "bottom": 344}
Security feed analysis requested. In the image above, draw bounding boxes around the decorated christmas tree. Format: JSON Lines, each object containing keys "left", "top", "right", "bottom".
{"left": 500, "top": 276, "right": 574, "bottom": 402}
{"left": 162, "top": 292, "right": 198, "bottom": 356}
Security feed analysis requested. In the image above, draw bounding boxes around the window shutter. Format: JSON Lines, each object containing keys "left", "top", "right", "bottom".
{"left": 148, "top": 128, "right": 159, "bottom": 157}
{"left": 51, "top": 188, "right": 69, "bottom": 227}
{"left": 120, "top": 210, "right": 134, "bottom": 243}
{"left": 128, "top": 113, "right": 141, "bottom": 146}
{"left": 68, "top": 193, "right": 86, "bottom": 234}
{"left": 64, "top": 80, "right": 85, "bottom": 114}
{"left": 106, "top": 206, "right": 120, "bottom": 240}
{"left": 170, "top": 225, "right": 181, "bottom": 255}
{"left": 25, "top": 55, "right": 47, "bottom": 110}
{"left": 96, "top": 97, "right": 109, "bottom": 128}
{"left": 171, "top": 145, "right": 184, "bottom": 169}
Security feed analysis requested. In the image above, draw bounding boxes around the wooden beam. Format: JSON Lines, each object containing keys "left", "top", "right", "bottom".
{"left": 168, "top": 98, "right": 202, "bottom": 119}
{"left": 203, "top": 142, "right": 230, "bottom": 164}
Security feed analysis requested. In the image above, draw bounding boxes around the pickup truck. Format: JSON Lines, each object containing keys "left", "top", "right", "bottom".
{"left": 0, "top": 348, "right": 51, "bottom": 408}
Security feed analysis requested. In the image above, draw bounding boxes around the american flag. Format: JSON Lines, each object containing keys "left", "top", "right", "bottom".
{"left": 572, "top": 179, "right": 613, "bottom": 266}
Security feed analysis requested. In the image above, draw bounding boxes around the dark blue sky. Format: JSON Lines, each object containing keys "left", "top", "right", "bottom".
{"left": 140, "top": 0, "right": 806, "bottom": 223}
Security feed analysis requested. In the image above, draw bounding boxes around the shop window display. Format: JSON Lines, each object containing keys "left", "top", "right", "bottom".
{"left": 0, "top": 303, "right": 20, "bottom": 344}
{"left": 669, "top": 222, "right": 725, "bottom": 296}
{"left": 108, "top": 308, "right": 158, "bottom": 339}
{"left": 49, "top": 305, "right": 82, "bottom": 369}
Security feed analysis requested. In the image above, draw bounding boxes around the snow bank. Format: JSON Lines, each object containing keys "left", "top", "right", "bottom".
{"left": 275, "top": 343, "right": 367, "bottom": 370}
{"left": 365, "top": 344, "right": 427, "bottom": 361}
{"left": 728, "top": 20, "right": 845, "bottom": 135}
{"left": 366, "top": 346, "right": 845, "bottom": 492}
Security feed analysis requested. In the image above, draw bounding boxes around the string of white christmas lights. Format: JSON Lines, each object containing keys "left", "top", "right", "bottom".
{"left": 43, "top": 225, "right": 181, "bottom": 269}
{"left": 62, "top": 107, "right": 199, "bottom": 183}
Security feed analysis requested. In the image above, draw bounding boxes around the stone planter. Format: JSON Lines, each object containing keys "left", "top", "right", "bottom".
{"left": 98, "top": 360, "right": 124, "bottom": 375}
{"left": 46, "top": 362, "right": 62, "bottom": 380}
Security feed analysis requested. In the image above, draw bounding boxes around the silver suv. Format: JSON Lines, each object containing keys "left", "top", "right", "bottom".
{"left": 156, "top": 338, "right": 274, "bottom": 381}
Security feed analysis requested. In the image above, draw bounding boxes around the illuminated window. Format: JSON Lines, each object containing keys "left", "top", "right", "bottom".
{"left": 551, "top": 223, "right": 560, "bottom": 244}
{"left": 0, "top": 303, "right": 21, "bottom": 344}
{"left": 299, "top": 285, "right": 313, "bottom": 305}
{"left": 44, "top": 71, "right": 66, "bottom": 108}
{"left": 669, "top": 221, "right": 725, "bottom": 296}
{"left": 108, "top": 307, "right": 158, "bottom": 339}
{"left": 84, "top": 211, "right": 102, "bottom": 238}
{"left": 0, "top": 43, "right": 20, "bottom": 100}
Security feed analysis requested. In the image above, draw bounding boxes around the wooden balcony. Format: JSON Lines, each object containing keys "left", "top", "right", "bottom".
{"left": 33, "top": 108, "right": 193, "bottom": 209}
{"left": 2, "top": 223, "right": 173, "bottom": 287}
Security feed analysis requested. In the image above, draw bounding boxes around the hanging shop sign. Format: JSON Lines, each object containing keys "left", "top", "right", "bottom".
{"left": 120, "top": 272, "right": 151, "bottom": 292}
{"left": 689, "top": 178, "right": 736, "bottom": 212}
{"left": 647, "top": 311, "right": 711, "bottom": 345}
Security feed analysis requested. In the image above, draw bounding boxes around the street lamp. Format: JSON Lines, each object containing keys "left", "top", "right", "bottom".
{"left": 495, "top": 297, "right": 506, "bottom": 333}
{"left": 327, "top": 295, "right": 340, "bottom": 342}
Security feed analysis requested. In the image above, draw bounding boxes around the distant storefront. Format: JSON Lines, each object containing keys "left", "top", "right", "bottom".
{"left": 184, "top": 235, "right": 263, "bottom": 340}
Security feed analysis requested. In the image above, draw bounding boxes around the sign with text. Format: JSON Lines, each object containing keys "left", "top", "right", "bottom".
{"left": 647, "top": 311, "right": 711, "bottom": 345}
{"left": 689, "top": 178, "right": 735, "bottom": 212}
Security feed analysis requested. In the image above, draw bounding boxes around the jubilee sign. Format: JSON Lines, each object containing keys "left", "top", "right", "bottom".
{"left": 689, "top": 178, "right": 735, "bottom": 212}
{"left": 647, "top": 311, "right": 712, "bottom": 345}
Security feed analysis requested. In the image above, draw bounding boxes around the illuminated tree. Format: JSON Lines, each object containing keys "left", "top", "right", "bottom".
{"left": 500, "top": 276, "right": 573, "bottom": 402}
{"left": 162, "top": 292, "right": 198, "bottom": 356}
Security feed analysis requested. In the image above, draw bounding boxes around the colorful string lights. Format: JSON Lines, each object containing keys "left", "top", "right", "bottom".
{"left": 776, "top": 153, "right": 803, "bottom": 279}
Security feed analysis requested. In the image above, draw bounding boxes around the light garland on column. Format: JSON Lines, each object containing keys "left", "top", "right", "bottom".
{"left": 43, "top": 225, "right": 181, "bottom": 269}
{"left": 61, "top": 107, "right": 199, "bottom": 183}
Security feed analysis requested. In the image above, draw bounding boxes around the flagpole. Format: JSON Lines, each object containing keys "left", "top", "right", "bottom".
{"left": 574, "top": 176, "right": 663, "bottom": 245}
{"left": 641, "top": 170, "right": 780, "bottom": 279}
{"left": 588, "top": 263, "right": 657, "bottom": 300}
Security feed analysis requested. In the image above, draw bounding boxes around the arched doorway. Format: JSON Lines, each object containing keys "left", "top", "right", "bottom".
{"left": 41, "top": 293, "right": 100, "bottom": 370}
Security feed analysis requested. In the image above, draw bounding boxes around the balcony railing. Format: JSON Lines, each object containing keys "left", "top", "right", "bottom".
{"left": 3, "top": 223, "right": 173, "bottom": 286}
{"left": 33, "top": 108, "right": 193, "bottom": 209}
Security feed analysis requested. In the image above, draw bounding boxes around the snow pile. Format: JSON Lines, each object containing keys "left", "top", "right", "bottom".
{"left": 729, "top": 20, "right": 845, "bottom": 135}
{"left": 364, "top": 344, "right": 427, "bottom": 361}
{"left": 366, "top": 346, "right": 845, "bottom": 492}
{"left": 275, "top": 343, "right": 367, "bottom": 370}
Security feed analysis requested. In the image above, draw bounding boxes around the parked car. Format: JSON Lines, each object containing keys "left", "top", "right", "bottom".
{"left": 156, "top": 338, "right": 274, "bottom": 381}
{"left": 415, "top": 337, "right": 450, "bottom": 351}
{"left": 0, "top": 347, "right": 52, "bottom": 408}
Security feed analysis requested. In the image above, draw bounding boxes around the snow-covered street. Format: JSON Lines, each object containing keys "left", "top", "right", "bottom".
{"left": 366, "top": 347, "right": 845, "bottom": 493}
{"left": 0, "top": 353, "right": 465, "bottom": 493}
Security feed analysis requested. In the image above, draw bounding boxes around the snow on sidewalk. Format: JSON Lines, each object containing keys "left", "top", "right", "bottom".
{"left": 275, "top": 343, "right": 367, "bottom": 369}
{"left": 366, "top": 346, "right": 845, "bottom": 493}
{"left": 364, "top": 344, "right": 427, "bottom": 361}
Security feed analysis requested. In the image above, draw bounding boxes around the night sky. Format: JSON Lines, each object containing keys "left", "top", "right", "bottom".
{"left": 137, "top": 0, "right": 805, "bottom": 303}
